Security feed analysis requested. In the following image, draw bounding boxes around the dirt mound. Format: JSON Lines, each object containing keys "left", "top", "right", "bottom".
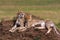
{"left": 0, "top": 20, "right": 60, "bottom": 40}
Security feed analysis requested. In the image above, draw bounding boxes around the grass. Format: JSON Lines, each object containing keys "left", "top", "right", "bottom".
{"left": 0, "top": 0, "right": 60, "bottom": 5}
{"left": 0, "top": 0, "right": 60, "bottom": 28}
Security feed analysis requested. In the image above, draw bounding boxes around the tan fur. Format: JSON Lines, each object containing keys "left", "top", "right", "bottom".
{"left": 31, "top": 19, "right": 60, "bottom": 35}
{"left": 45, "top": 19, "right": 60, "bottom": 35}
{"left": 9, "top": 11, "right": 33, "bottom": 32}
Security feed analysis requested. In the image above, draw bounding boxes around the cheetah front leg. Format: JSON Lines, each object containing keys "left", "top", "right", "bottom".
{"left": 9, "top": 25, "right": 18, "bottom": 32}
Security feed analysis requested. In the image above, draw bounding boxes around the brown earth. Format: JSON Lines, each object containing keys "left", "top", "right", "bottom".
{"left": 0, "top": 20, "right": 60, "bottom": 40}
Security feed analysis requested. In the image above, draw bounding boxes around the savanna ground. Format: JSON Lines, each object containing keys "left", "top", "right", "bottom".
{"left": 0, "top": 0, "right": 60, "bottom": 40}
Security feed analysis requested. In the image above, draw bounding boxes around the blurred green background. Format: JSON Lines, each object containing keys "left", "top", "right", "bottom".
{"left": 0, "top": 0, "right": 60, "bottom": 28}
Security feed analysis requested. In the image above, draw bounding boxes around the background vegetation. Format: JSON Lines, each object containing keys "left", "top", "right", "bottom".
{"left": 0, "top": 0, "right": 60, "bottom": 28}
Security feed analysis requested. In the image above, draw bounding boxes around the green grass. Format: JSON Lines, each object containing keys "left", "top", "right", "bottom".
{"left": 0, "top": 0, "right": 60, "bottom": 5}
{"left": 0, "top": 0, "right": 60, "bottom": 28}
